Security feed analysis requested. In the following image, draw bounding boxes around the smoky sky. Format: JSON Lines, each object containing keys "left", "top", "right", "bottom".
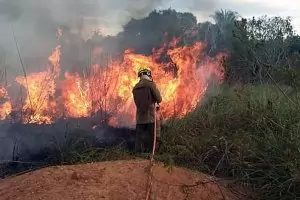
{"left": 0, "top": 0, "right": 169, "bottom": 69}
{"left": 0, "top": 0, "right": 219, "bottom": 74}
{"left": 0, "top": 0, "right": 170, "bottom": 37}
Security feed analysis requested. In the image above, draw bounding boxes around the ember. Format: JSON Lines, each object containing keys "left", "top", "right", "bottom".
{"left": 1, "top": 37, "right": 225, "bottom": 127}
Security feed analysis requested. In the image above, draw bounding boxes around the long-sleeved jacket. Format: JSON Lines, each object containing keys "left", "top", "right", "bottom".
{"left": 132, "top": 77, "right": 162, "bottom": 124}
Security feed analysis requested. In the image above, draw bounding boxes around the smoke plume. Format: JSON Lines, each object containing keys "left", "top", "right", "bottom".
{"left": 0, "top": 0, "right": 171, "bottom": 75}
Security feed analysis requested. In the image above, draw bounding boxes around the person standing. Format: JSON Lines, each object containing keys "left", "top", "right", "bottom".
{"left": 132, "top": 67, "right": 162, "bottom": 153}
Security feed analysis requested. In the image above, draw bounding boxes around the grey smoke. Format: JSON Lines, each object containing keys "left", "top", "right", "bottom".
{"left": 0, "top": 0, "right": 172, "bottom": 38}
{"left": 0, "top": 121, "right": 135, "bottom": 162}
{"left": 0, "top": 0, "right": 171, "bottom": 74}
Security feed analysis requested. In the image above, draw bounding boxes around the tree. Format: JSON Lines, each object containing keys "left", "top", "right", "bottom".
{"left": 209, "top": 12, "right": 297, "bottom": 83}
{"left": 120, "top": 9, "right": 198, "bottom": 54}
{"left": 210, "top": 9, "right": 240, "bottom": 53}
{"left": 243, "top": 16, "right": 295, "bottom": 83}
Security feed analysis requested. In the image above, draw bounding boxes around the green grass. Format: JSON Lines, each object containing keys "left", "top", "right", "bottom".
{"left": 159, "top": 84, "right": 300, "bottom": 200}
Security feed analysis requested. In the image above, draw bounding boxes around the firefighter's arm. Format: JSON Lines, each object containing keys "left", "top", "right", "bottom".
{"left": 150, "top": 82, "right": 162, "bottom": 104}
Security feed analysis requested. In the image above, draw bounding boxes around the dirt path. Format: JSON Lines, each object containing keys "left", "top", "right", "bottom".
{"left": 0, "top": 160, "right": 238, "bottom": 200}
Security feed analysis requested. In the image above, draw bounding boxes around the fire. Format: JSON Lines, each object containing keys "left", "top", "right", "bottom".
{"left": 61, "top": 72, "right": 92, "bottom": 118}
{"left": 2, "top": 37, "right": 225, "bottom": 126}
{"left": 15, "top": 46, "right": 61, "bottom": 124}
{"left": 59, "top": 39, "right": 225, "bottom": 126}
{"left": 0, "top": 87, "right": 12, "bottom": 120}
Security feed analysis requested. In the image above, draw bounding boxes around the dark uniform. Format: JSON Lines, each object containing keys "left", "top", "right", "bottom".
{"left": 132, "top": 77, "right": 162, "bottom": 153}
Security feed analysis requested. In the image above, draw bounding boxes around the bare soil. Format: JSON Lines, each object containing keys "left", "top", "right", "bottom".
{"left": 0, "top": 159, "right": 239, "bottom": 200}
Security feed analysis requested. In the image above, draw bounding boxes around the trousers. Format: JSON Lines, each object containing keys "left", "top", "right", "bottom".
{"left": 135, "top": 123, "right": 155, "bottom": 153}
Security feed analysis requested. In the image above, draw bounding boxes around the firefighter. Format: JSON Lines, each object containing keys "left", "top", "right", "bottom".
{"left": 132, "top": 67, "right": 162, "bottom": 153}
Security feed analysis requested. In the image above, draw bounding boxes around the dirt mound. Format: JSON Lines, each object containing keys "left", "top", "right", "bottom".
{"left": 0, "top": 160, "right": 238, "bottom": 200}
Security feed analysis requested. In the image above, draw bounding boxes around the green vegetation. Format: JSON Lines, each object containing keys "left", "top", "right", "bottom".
{"left": 159, "top": 84, "right": 300, "bottom": 199}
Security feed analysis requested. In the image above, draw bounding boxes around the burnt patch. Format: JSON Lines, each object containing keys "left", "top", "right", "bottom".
{"left": 0, "top": 119, "right": 136, "bottom": 178}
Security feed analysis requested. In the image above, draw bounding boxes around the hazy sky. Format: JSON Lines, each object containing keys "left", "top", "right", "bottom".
{"left": 159, "top": 0, "right": 300, "bottom": 33}
{"left": 78, "top": 0, "right": 300, "bottom": 36}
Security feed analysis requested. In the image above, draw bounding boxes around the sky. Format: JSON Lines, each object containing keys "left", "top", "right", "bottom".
{"left": 159, "top": 0, "right": 300, "bottom": 34}
{"left": 74, "top": 0, "right": 300, "bottom": 36}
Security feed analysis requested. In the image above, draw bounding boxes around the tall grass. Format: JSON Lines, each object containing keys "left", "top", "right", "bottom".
{"left": 159, "top": 84, "right": 300, "bottom": 200}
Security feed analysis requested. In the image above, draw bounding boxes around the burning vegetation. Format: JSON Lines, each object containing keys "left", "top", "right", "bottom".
{"left": 0, "top": 87, "right": 12, "bottom": 120}
{"left": 0, "top": 33, "right": 225, "bottom": 127}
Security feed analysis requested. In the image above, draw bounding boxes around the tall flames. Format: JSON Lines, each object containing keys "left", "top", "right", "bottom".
{"left": 15, "top": 45, "right": 61, "bottom": 124}
{"left": 0, "top": 38, "right": 225, "bottom": 127}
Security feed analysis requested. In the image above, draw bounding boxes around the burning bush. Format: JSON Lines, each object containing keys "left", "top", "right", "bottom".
{"left": 1, "top": 38, "right": 225, "bottom": 127}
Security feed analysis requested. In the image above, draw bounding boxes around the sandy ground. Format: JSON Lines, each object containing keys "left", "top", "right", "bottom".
{"left": 0, "top": 160, "right": 239, "bottom": 200}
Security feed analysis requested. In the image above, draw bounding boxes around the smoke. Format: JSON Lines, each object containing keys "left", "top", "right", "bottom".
{"left": 0, "top": 122, "right": 135, "bottom": 162}
{"left": 0, "top": 0, "right": 168, "bottom": 33}
{"left": 0, "top": 0, "right": 170, "bottom": 76}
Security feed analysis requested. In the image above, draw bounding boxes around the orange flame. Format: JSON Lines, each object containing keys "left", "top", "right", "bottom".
{"left": 61, "top": 72, "right": 92, "bottom": 118}
{"left": 12, "top": 39, "right": 225, "bottom": 126}
{"left": 59, "top": 39, "right": 225, "bottom": 126}
{"left": 0, "top": 87, "right": 12, "bottom": 120}
{"left": 15, "top": 46, "right": 61, "bottom": 124}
